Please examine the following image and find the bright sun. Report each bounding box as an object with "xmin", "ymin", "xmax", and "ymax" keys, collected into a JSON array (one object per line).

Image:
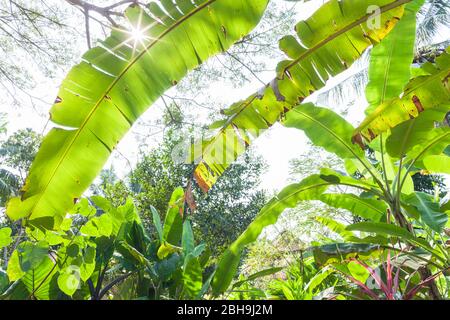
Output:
[{"xmin": 130, "ymin": 27, "xmax": 146, "ymax": 43}]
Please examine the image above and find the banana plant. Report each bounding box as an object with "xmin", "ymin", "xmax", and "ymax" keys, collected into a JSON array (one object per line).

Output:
[
  {"xmin": 6, "ymin": 0, "xmax": 269, "ymax": 230},
  {"xmin": 146, "ymin": 199, "xmax": 212, "ymax": 300},
  {"xmin": 193, "ymin": 0, "xmax": 415, "ymax": 192},
  {"xmin": 212, "ymin": 34, "xmax": 450, "ymax": 296},
  {"xmin": 354, "ymin": 49, "xmax": 450, "ymax": 143},
  {"xmin": 213, "ymin": 101, "xmax": 450, "ymax": 297}
]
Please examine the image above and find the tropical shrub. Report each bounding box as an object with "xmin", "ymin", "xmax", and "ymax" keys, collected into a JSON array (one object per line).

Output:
[{"xmin": 0, "ymin": 189, "xmax": 213, "ymax": 300}]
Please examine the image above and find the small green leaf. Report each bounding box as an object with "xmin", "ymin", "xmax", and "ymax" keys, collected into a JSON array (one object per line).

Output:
[
  {"xmin": 80, "ymin": 214, "xmax": 113, "ymax": 237},
  {"xmin": 347, "ymin": 261, "xmax": 370, "ymax": 284},
  {"xmin": 423, "ymin": 155, "xmax": 450, "ymax": 174},
  {"xmin": 0, "ymin": 228, "xmax": 12, "ymax": 248},
  {"xmin": 97, "ymin": 214, "xmax": 113, "ymax": 237},
  {"xmin": 7, "ymin": 250, "xmax": 25, "ymax": 281},
  {"xmin": 183, "ymin": 255, "xmax": 202, "ymax": 299},
  {"xmin": 163, "ymin": 187, "xmax": 184, "ymax": 245},
  {"xmin": 66, "ymin": 243, "xmax": 80, "ymax": 257},
  {"xmin": 71, "ymin": 198, "xmax": 96, "ymax": 217},
  {"xmin": 45, "ymin": 231, "xmax": 64, "ymax": 246},
  {"xmin": 157, "ymin": 242, "xmax": 181, "ymax": 260},
  {"xmin": 57, "ymin": 267, "xmax": 80, "ymax": 296},
  {"xmin": 60, "ymin": 218, "xmax": 72, "ymax": 231},
  {"xmin": 151, "ymin": 206, "xmax": 163, "ymax": 243},
  {"xmin": 79, "ymin": 247, "xmax": 96, "ymax": 282},
  {"xmin": 182, "ymin": 220, "xmax": 195, "ymax": 255},
  {"xmin": 17, "ymin": 241, "xmax": 49, "ymax": 272}
]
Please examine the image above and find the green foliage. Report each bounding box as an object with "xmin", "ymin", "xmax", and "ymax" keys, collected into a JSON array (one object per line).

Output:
[
  {"xmin": 194, "ymin": 0, "xmax": 409, "ymax": 191},
  {"xmin": 213, "ymin": 8, "xmax": 450, "ymax": 297},
  {"xmin": 354, "ymin": 48, "xmax": 450, "ymax": 143},
  {"xmin": 0, "ymin": 228, "xmax": 12, "ymax": 248},
  {"xmin": 0, "ymin": 129, "xmax": 41, "ymax": 206},
  {"xmin": 96, "ymin": 125, "xmax": 267, "ymax": 257},
  {"xmin": 365, "ymin": 0, "xmax": 424, "ymax": 113},
  {"xmin": 0, "ymin": 129, "xmax": 42, "ymax": 174},
  {"xmin": 7, "ymin": 0, "xmax": 269, "ymax": 230},
  {"xmin": 1, "ymin": 0, "xmax": 449, "ymax": 301},
  {"xmin": 0, "ymin": 190, "xmax": 216, "ymax": 300}
]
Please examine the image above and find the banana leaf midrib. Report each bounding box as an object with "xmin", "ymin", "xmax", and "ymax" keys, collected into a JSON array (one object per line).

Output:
[
  {"xmin": 290, "ymin": 108, "xmax": 362, "ymax": 161},
  {"xmin": 281, "ymin": 0, "xmax": 411, "ymax": 74},
  {"xmin": 380, "ymin": 41, "xmax": 396, "ymax": 103},
  {"xmin": 408, "ymin": 131, "xmax": 450, "ymax": 164},
  {"xmin": 257, "ymin": 181, "xmax": 375, "ymax": 221},
  {"xmin": 323, "ymin": 194, "xmax": 386, "ymax": 216},
  {"xmin": 26, "ymin": 0, "xmax": 218, "ymax": 205},
  {"xmin": 199, "ymin": 0, "xmax": 411, "ymax": 166}
]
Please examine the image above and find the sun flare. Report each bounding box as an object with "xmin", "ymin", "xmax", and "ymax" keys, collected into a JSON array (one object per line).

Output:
[{"xmin": 130, "ymin": 27, "xmax": 146, "ymax": 43}]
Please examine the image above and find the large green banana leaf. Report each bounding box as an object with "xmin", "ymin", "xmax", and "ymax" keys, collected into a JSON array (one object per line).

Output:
[
  {"xmin": 318, "ymin": 194, "xmax": 387, "ymax": 222},
  {"xmin": 211, "ymin": 167, "xmax": 382, "ymax": 294},
  {"xmin": 364, "ymin": 0, "xmax": 424, "ymax": 114},
  {"xmin": 346, "ymin": 222, "xmax": 444, "ymax": 260},
  {"xmin": 385, "ymin": 106, "xmax": 449, "ymax": 158},
  {"xmin": 283, "ymin": 103, "xmax": 365, "ymax": 160},
  {"xmin": 193, "ymin": 0, "xmax": 410, "ymax": 192},
  {"xmin": 353, "ymin": 47, "xmax": 450, "ymax": 143},
  {"xmin": 6, "ymin": 0, "xmax": 269, "ymax": 229}
]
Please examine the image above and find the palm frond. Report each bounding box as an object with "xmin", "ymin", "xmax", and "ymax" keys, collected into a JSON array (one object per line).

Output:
[
  {"xmin": 417, "ymin": 0, "xmax": 450, "ymax": 46},
  {"xmin": 0, "ymin": 169, "xmax": 19, "ymax": 205}
]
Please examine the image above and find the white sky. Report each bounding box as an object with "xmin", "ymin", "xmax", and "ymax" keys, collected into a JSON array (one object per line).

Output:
[{"xmin": 1, "ymin": 0, "xmax": 449, "ymax": 196}]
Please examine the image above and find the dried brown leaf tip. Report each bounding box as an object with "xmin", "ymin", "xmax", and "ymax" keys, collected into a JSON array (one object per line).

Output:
[
  {"xmin": 412, "ymin": 95, "xmax": 425, "ymax": 113},
  {"xmin": 194, "ymin": 170, "xmax": 210, "ymax": 193},
  {"xmin": 352, "ymin": 133, "xmax": 366, "ymax": 150},
  {"xmin": 185, "ymin": 180, "xmax": 197, "ymax": 212}
]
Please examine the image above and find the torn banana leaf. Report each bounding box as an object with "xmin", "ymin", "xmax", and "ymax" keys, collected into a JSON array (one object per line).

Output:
[
  {"xmin": 6, "ymin": 0, "xmax": 269, "ymax": 229},
  {"xmin": 364, "ymin": 0, "xmax": 424, "ymax": 113},
  {"xmin": 193, "ymin": 0, "xmax": 410, "ymax": 192},
  {"xmin": 353, "ymin": 47, "xmax": 450, "ymax": 143}
]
